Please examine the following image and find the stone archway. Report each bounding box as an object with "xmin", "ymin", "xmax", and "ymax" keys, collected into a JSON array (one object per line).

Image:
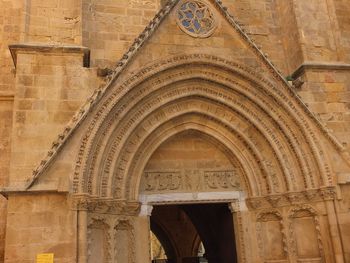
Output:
[
  {"xmin": 67, "ymin": 54, "xmax": 341, "ymax": 263},
  {"xmin": 74, "ymin": 54, "xmax": 336, "ymax": 198},
  {"xmin": 140, "ymin": 130, "xmax": 242, "ymax": 263}
]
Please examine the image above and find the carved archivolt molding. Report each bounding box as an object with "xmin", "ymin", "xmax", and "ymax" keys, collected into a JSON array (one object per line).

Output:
[
  {"xmin": 68, "ymin": 55, "xmax": 337, "ymax": 201},
  {"xmin": 26, "ymin": 0, "xmax": 344, "ymax": 193},
  {"xmin": 121, "ymin": 114, "xmax": 270, "ymax": 198}
]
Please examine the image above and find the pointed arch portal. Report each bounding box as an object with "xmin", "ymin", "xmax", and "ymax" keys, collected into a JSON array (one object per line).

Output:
[
  {"xmin": 68, "ymin": 54, "xmax": 343, "ymax": 263},
  {"xmin": 2, "ymin": 0, "xmax": 349, "ymax": 261},
  {"xmin": 74, "ymin": 54, "xmax": 336, "ymax": 199}
]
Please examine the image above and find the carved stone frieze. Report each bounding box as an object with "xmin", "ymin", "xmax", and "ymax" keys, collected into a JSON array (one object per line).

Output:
[
  {"xmin": 141, "ymin": 169, "xmax": 240, "ymax": 193},
  {"xmin": 71, "ymin": 196, "xmax": 140, "ymax": 215},
  {"xmin": 246, "ymin": 187, "xmax": 337, "ymax": 210}
]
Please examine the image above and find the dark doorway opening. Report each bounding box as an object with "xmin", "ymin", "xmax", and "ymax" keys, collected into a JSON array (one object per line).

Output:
[{"xmin": 150, "ymin": 203, "xmax": 237, "ymax": 263}]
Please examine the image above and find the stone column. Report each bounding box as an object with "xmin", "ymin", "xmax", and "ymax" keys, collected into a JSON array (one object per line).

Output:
[
  {"xmin": 78, "ymin": 209, "xmax": 88, "ymax": 263},
  {"xmin": 135, "ymin": 204, "xmax": 153, "ymax": 263},
  {"xmin": 325, "ymin": 200, "xmax": 345, "ymax": 263},
  {"xmin": 228, "ymin": 201, "xmax": 246, "ymax": 263}
]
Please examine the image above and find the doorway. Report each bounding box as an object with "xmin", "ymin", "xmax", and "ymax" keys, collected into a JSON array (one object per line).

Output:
[{"xmin": 150, "ymin": 203, "xmax": 238, "ymax": 263}]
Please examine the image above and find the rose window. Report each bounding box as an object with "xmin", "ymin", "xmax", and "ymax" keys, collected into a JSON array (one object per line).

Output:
[{"xmin": 176, "ymin": 0, "xmax": 216, "ymax": 37}]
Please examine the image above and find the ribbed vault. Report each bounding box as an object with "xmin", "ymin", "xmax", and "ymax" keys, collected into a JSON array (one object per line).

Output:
[{"xmin": 73, "ymin": 54, "xmax": 335, "ymax": 200}]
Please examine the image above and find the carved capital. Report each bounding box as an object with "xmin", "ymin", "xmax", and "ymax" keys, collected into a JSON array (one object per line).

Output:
[
  {"xmin": 228, "ymin": 201, "xmax": 240, "ymax": 213},
  {"xmin": 71, "ymin": 196, "xmax": 140, "ymax": 216},
  {"xmin": 319, "ymin": 186, "xmax": 336, "ymax": 201},
  {"xmin": 140, "ymin": 204, "xmax": 154, "ymax": 216}
]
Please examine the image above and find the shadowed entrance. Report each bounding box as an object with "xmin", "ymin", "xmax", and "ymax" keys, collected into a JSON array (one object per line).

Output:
[{"xmin": 151, "ymin": 203, "xmax": 237, "ymax": 263}]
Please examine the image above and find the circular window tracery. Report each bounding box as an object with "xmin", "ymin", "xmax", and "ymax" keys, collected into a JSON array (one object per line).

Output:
[{"xmin": 176, "ymin": 0, "xmax": 217, "ymax": 38}]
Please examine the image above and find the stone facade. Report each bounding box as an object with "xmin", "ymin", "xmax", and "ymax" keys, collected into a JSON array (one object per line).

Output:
[{"xmin": 0, "ymin": 0, "xmax": 349, "ymax": 262}]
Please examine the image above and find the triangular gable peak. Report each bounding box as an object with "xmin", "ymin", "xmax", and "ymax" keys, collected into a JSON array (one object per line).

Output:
[{"xmin": 17, "ymin": 0, "xmax": 346, "ymax": 191}]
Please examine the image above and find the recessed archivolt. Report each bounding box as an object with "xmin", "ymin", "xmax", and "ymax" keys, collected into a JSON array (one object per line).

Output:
[
  {"xmin": 99, "ymin": 93, "xmax": 281, "ymax": 188},
  {"xmin": 84, "ymin": 86, "xmax": 318, "ymax": 196},
  {"xmin": 91, "ymin": 94, "xmax": 283, "ymax": 197},
  {"xmin": 110, "ymin": 99, "xmax": 288, "ymax": 197},
  {"xmin": 73, "ymin": 55, "xmax": 334, "ymax": 199},
  {"xmin": 120, "ymin": 114, "xmax": 263, "ymax": 198}
]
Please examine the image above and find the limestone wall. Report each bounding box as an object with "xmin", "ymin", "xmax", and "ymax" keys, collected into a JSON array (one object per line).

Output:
[
  {"xmin": 222, "ymin": 0, "xmax": 289, "ymax": 74},
  {"xmin": 338, "ymin": 185, "xmax": 350, "ymax": 261},
  {"xmin": 9, "ymin": 47, "xmax": 102, "ymax": 186},
  {"xmin": 82, "ymin": 0, "xmax": 161, "ymax": 68},
  {"xmin": 292, "ymin": 0, "xmax": 340, "ymax": 63},
  {"xmin": 4, "ymin": 194, "xmax": 75, "ymax": 263},
  {"xmin": 0, "ymin": 100, "xmax": 12, "ymax": 262},
  {"xmin": 0, "ymin": 1, "xmax": 23, "ymax": 261},
  {"xmin": 23, "ymin": 0, "xmax": 82, "ymax": 44},
  {"xmin": 0, "ymin": 0, "xmax": 349, "ymax": 262},
  {"xmin": 275, "ymin": 0, "xmax": 303, "ymax": 73},
  {"xmin": 0, "ymin": 0, "xmax": 22, "ymax": 93},
  {"xmin": 334, "ymin": 0, "xmax": 350, "ymax": 63}
]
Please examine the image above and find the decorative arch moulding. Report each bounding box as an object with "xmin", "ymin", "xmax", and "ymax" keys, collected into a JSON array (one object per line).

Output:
[
  {"xmin": 23, "ymin": 0, "xmax": 346, "ymax": 191},
  {"xmin": 23, "ymin": 53, "xmax": 345, "ymax": 195}
]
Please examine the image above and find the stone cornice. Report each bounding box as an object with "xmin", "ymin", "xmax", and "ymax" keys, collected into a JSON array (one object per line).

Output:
[
  {"xmin": 9, "ymin": 43, "xmax": 91, "ymax": 68},
  {"xmin": 0, "ymin": 187, "xmax": 67, "ymax": 198},
  {"xmin": 292, "ymin": 61, "xmax": 350, "ymax": 79}
]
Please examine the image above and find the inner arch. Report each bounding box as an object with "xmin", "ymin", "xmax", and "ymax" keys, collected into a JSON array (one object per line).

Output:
[{"xmin": 140, "ymin": 130, "xmax": 244, "ymax": 194}]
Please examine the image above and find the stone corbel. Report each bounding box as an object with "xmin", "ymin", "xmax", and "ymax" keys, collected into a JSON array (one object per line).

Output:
[{"xmin": 292, "ymin": 77, "xmax": 304, "ymax": 89}]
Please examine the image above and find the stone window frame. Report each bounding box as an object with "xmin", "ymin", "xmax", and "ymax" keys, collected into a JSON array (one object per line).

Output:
[{"xmin": 175, "ymin": 0, "xmax": 218, "ymax": 38}]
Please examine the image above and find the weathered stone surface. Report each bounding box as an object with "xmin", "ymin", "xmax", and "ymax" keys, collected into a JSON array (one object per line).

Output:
[{"xmin": 0, "ymin": 0, "xmax": 349, "ymax": 262}]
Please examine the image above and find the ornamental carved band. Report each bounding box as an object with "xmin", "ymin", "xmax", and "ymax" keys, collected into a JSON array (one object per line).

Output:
[{"xmin": 141, "ymin": 169, "xmax": 240, "ymax": 193}]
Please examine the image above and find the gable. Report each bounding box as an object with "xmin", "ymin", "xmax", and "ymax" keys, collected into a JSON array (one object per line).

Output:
[{"xmin": 8, "ymin": 0, "xmax": 350, "ymax": 196}]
